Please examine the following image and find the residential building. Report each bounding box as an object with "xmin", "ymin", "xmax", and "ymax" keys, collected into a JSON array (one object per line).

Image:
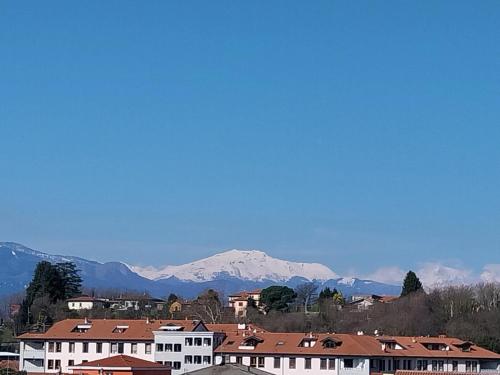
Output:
[
  {"xmin": 17, "ymin": 319, "xmax": 253, "ymax": 375},
  {"xmin": 67, "ymin": 296, "xmax": 106, "ymax": 310},
  {"xmin": 347, "ymin": 295, "xmax": 398, "ymax": 311},
  {"xmin": 228, "ymin": 290, "xmax": 262, "ymax": 317},
  {"xmin": 215, "ymin": 332, "xmax": 500, "ymax": 375}
]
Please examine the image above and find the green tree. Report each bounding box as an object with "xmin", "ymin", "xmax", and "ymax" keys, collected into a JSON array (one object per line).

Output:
[
  {"xmin": 56, "ymin": 262, "xmax": 82, "ymax": 299},
  {"xmin": 25, "ymin": 261, "xmax": 64, "ymax": 305},
  {"xmin": 401, "ymin": 270, "xmax": 423, "ymax": 297},
  {"xmin": 260, "ymin": 286, "xmax": 296, "ymax": 312}
]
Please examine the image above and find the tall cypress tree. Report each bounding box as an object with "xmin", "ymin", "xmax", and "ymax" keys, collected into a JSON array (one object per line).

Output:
[
  {"xmin": 401, "ymin": 270, "xmax": 423, "ymax": 297},
  {"xmin": 56, "ymin": 262, "xmax": 82, "ymax": 299}
]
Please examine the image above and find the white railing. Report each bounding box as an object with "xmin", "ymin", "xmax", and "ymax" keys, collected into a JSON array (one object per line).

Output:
[{"xmin": 22, "ymin": 350, "xmax": 45, "ymax": 359}]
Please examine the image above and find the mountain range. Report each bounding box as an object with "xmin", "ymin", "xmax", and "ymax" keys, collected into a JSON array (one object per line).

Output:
[{"xmin": 0, "ymin": 242, "xmax": 401, "ymax": 298}]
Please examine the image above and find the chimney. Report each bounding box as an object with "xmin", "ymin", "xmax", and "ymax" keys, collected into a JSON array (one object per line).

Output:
[
  {"xmin": 146, "ymin": 317, "xmax": 150, "ymax": 324},
  {"xmin": 84, "ymin": 317, "xmax": 89, "ymax": 324}
]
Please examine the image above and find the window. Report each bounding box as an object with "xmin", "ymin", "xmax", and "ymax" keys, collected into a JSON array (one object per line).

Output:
[
  {"xmin": 452, "ymin": 361, "xmax": 458, "ymax": 372},
  {"xmin": 145, "ymin": 343, "xmax": 152, "ymax": 354},
  {"xmin": 69, "ymin": 342, "xmax": 75, "ymax": 353},
  {"xmin": 328, "ymin": 359, "xmax": 335, "ymax": 370},
  {"xmin": 250, "ymin": 357, "xmax": 257, "ymax": 368},
  {"xmin": 417, "ymin": 360, "xmax": 428, "ymax": 371},
  {"xmin": 48, "ymin": 342, "xmax": 55, "ymax": 352},
  {"xmin": 438, "ymin": 361, "xmax": 444, "ymax": 371},
  {"xmin": 68, "ymin": 360, "xmax": 74, "ymax": 367},
  {"xmin": 258, "ymin": 357, "xmax": 265, "ymax": 368},
  {"xmin": 82, "ymin": 360, "xmax": 88, "ymax": 364},
  {"xmin": 165, "ymin": 344, "xmax": 173, "ymax": 352},
  {"xmin": 305, "ymin": 358, "xmax": 312, "ymax": 369},
  {"xmin": 165, "ymin": 361, "xmax": 172, "ymax": 367},
  {"xmin": 203, "ymin": 356, "xmax": 211, "ymax": 365},
  {"xmin": 185, "ymin": 356, "xmax": 193, "ymax": 364},
  {"xmin": 82, "ymin": 342, "xmax": 89, "ymax": 353},
  {"xmin": 274, "ymin": 357, "xmax": 281, "ymax": 369},
  {"xmin": 394, "ymin": 360, "xmax": 400, "ymax": 370},
  {"xmin": 289, "ymin": 357, "xmax": 296, "ymax": 369},
  {"xmin": 185, "ymin": 338, "xmax": 193, "ymax": 346},
  {"xmin": 466, "ymin": 361, "xmax": 478, "ymax": 372},
  {"xmin": 344, "ymin": 359, "xmax": 354, "ymax": 368},
  {"xmin": 174, "ymin": 344, "xmax": 181, "ymax": 352},
  {"xmin": 194, "ymin": 356, "xmax": 202, "ymax": 365},
  {"xmin": 55, "ymin": 342, "xmax": 62, "ymax": 352},
  {"xmin": 321, "ymin": 358, "xmax": 328, "ymax": 370},
  {"xmin": 48, "ymin": 360, "xmax": 54, "ymax": 370},
  {"xmin": 96, "ymin": 343, "xmax": 102, "ymax": 353},
  {"xmin": 131, "ymin": 343, "xmax": 138, "ymax": 354},
  {"xmin": 203, "ymin": 338, "xmax": 212, "ymax": 346},
  {"xmin": 173, "ymin": 362, "xmax": 181, "ymax": 370},
  {"xmin": 111, "ymin": 343, "xmax": 118, "ymax": 353},
  {"xmin": 194, "ymin": 338, "xmax": 202, "ymax": 346},
  {"xmin": 55, "ymin": 360, "xmax": 61, "ymax": 370},
  {"xmin": 118, "ymin": 342, "xmax": 124, "ymax": 354},
  {"xmin": 156, "ymin": 343, "xmax": 164, "ymax": 352},
  {"xmin": 432, "ymin": 361, "xmax": 438, "ymax": 371},
  {"xmin": 236, "ymin": 357, "xmax": 242, "ymax": 365}
]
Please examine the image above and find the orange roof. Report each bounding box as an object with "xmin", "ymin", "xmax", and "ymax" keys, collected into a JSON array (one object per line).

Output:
[
  {"xmin": 19, "ymin": 319, "xmax": 219, "ymax": 341},
  {"xmin": 70, "ymin": 355, "xmax": 167, "ymax": 369},
  {"xmin": 17, "ymin": 319, "xmax": 251, "ymax": 341},
  {"xmin": 67, "ymin": 296, "xmax": 103, "ymax": 302},
  {"xmin": 215, "ymin": 332, "xmax": 500, "ymax": 359},
  {"xmin": 396, "ymin": 371, "xmax": 481, "ymax": 375}
]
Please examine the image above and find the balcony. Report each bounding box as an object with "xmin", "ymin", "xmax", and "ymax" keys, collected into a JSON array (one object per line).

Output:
[{"xmin": 23, "ymin": 350, "xmax": 45, "ymax": 359}]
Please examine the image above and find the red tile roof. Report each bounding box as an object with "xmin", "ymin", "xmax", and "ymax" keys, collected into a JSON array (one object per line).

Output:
[
  {"xmin": 70, "ymin": 355, "xmax": 167, "ymax": 369},
  {"xmin": 17, "ymin": 319, "xmax": 252, "ymax": 341},
  {"xmin": 215, "ymin": 332, "xmax": 500, "ymax": 359}
]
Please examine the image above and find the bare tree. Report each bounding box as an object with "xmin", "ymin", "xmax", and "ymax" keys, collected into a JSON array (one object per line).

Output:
[
  {"xmin": 191, "ymin": 289, "xmax": 224, "ymax": 324},
  {"xmin": 295, "ymin": 282, "xmax": 318, "ymax": 314}
]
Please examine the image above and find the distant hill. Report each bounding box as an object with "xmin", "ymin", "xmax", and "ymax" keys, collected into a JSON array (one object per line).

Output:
[{"xmin": 0, "ymin": 242, "xmax": 401, "ymax": 298}]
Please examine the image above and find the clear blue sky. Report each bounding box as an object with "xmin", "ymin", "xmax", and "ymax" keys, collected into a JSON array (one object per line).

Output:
[{"xmin": 1, "ymin": 1, "xmax": 499, "ymax": 282}]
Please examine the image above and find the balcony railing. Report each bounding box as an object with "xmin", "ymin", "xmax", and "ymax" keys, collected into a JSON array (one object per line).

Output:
[{"xmin": 23, "ymin": 350, "xmax": 45, "ymax": 359}]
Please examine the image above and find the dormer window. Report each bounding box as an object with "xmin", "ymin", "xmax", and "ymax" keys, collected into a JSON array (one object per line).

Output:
[
  {"xmin": 300, "ymin": 338, "xmax": 318, "ymax": 348},
  {"xmin": 72, "ymin": 324, "xmax": 92, "ymax": 333},
  {"xmin": 322, "ymin": 337, "xmax": 342, "ymax": 349},
  {"xmin": 378, "ymin": 338, "xmax": 404, "ymax": 350},
  {"xmin": 239, "ymin": 335, "xmax": 264, "ymax": 349},
  {"xmin": 112, "ymin": 325, "xmax": 129, "ymax": 333},
  {"xmin": 453, "ymin": 341, "xmax": 473, "ymax": 352},
  {"xmin": 423, "ymin": 343, "xmax": 449, "ymax": 351}
]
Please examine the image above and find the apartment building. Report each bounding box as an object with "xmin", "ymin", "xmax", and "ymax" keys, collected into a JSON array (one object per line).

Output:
[
  {"xmin": 215, "ymin": 331, "xmax": 500, "ymax": 375},
  {"xmin": 228, "ymin": 290, "xmax": 262, "ymax": 318},
  {"xmin": 17, "ymin": 319, "xmax": 252, "ymax": 375},
  {"xmin": 18, "ymin": 318, "xmax": 500, "ymax": 375}
]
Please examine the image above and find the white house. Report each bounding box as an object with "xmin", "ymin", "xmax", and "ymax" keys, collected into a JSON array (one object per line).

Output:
[
  {"xmin": 228, "ymin": 290, "xmax": 262, "ymax": 318},
  {"xmin": 67, "ymin": 296, "xmax": 106, "ymax": 310}
]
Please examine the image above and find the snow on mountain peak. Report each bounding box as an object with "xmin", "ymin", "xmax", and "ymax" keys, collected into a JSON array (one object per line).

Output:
[{"xmin": 130, "ymin": 249, "xmax": 338, "ymax": 283}]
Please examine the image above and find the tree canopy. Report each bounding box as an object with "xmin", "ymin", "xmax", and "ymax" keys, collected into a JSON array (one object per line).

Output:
[
  {"xmin": 260, "ymin": 285, "xmax": 296, "ymax": 312},
  {"xmin": 401, "ymin": 270, "xmax": 423, "ymax": 297}
]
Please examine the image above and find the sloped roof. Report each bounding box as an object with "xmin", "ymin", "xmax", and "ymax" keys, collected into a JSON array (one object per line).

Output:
[
  {"xmin": 216, "ymin": 333, "xmax": 500, "ymax": 359},
  {"xmin": 184, "ymin": 364, "xmax": 272, "ymax": 375},
  {"xmin": 70, "ymin": 355, "xmax": 167, "ymax": 369}
]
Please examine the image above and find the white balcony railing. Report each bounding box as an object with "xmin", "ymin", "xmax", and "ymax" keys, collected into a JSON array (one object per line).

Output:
[{"xmin": 23, "ymin": 350, "xmax": 45, "ymax": 359}]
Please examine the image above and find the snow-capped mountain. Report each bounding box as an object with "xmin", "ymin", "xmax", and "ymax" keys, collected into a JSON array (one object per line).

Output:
[
  {"xmin": 0, "ymin": 242, "xmax": 401, "ymax": 298},
  {"xmin": 130, "ymin": 249, "xmax": 338, "ymax": 282}
]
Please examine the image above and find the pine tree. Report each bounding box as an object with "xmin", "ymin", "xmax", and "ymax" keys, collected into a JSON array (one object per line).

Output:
[
  {"xmin": 56, "ymin": 262, "xmax": 82, "ymax": 299},
  {"xmin": 401, "ymin": 270, "xmax": 423, "ymax": 297},
  {"xmin": 25, "ymin": 261, "xmax": 65, "ymax": 305}
]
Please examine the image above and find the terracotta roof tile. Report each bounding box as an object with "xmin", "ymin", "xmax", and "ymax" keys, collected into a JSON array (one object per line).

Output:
[{"xmin": 71, "ymin": 355, "xmax": 167, "ymax": 369}]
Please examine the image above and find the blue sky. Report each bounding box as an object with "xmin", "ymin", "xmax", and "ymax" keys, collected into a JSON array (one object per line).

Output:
[{"xmin": 1, "ymin": 1, "xmax": 499, "ymax": 284}]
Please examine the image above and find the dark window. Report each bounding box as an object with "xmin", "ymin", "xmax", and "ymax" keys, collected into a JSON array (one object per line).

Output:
[
  {"xmin": 250, "ymin": 357, "xmax": 257, "ymax": 367},
  {"xmin": 453, "ymin": 361, "xmax": 458, "ymax": 372},
  {"xmin": 55, "ymin": 360, "xmax": 61, "ymax": 370},
  {"xmin": 289, "ymin": 357, "xmax": 296, "ymax": 369},
  {"xmin": 82, "ymin": 342, "xmax": 89, "ymax": 353},
  {"xmin": 156, "ymin": 343, "xmax": 164, "ymax": 352},
  {"xmin": 236, "ymin": 357, "xmax": 242, "ymax": 364},
  {"xmin": 96, "ymin": 343, "xmax": 102, "ymax": 353},
  {"xmin": 48, "ymin": 360, "xmax": 54, "ymax": 370},
  {"xmin": 165, "ymin": 344, "xmax": 173, "ymax": 352},
  {"xmin": 194, "ymin": 338, "xmax": 203, "ymax": 346},
  {"xmin": 203, "ymin": 356, "xmax": 211, "ymax": 365},
  {"xmin": 344, "ymin": 359, "xmax": 354, "ymax": 368},
  {"xmin": 68, "ymin": 360, "xmax": 74, "ymax": 367},
  {"xmin": 55, "ymin": 342, "xmax": 62, "ymax": 352},
  {"xmin": 145, "ymin": 343, "xmax": 151, "ymax": 354},
  {"xmin": 173, "ymin": 362, "xmax": 181, "ymax": 370},
  {"xmin": 321, "ymin": 358, "xmax": 327, "ymax": 370},
  {"xmin": 305, "ymin": 358, "xmax": 312, "ymax": 369},
  {"xmin": 185, "ymin": 356, "xmax": 192, "ymax": 364},
  {"xmin": 174, "ymin": 344, "xmax": 182, "ymax": 352},
  {"xmin": 274, "ymin": 357, "xmax": 281, "ymax": 369},
  {"xmin": 118, "ymin": 342, "xmax": 124, "ymax": 354}
]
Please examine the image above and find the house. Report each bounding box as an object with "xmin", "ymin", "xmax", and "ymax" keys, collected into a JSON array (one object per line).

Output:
[
  {"xmin": 67, "ymin": 296, "xmax": 106, "ymax": 310},
  {"xmin": 228, "ymin": 290, "xmax": 262, "ymax": 318},
  {"xmin": 68, "ymin": 355, "xmax": 170, "ymax": 375},
  {"xmin": 168, "ymin": 300, "xmax": 193, "ymax": 318},
  {"xmin": 347, "ymin": 295, "xmax": 398, "ymax": 311},
  {"xmin": 110, "ymin": 298, "xmax": 167, "ymax": 311}
]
